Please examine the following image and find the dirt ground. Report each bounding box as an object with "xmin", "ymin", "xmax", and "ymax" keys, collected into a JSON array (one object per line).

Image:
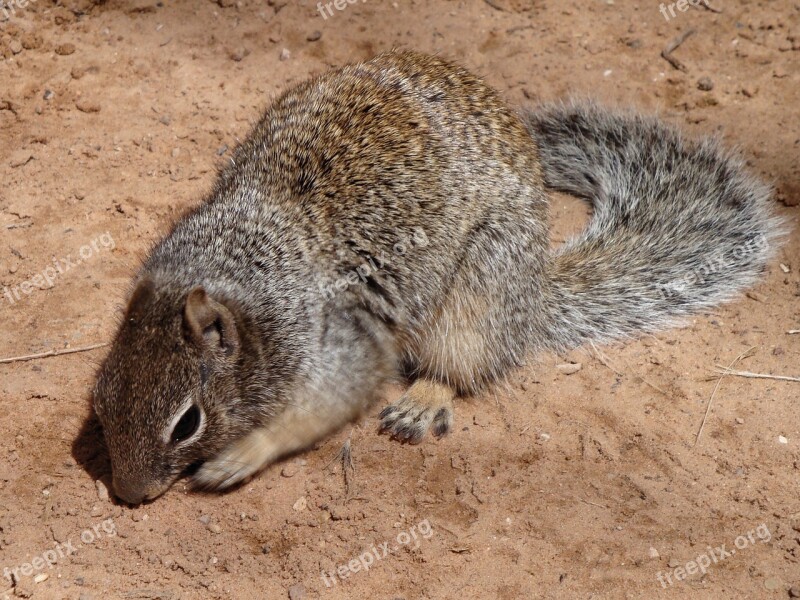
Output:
[{"xmin": 0, "ymin": 0, "xmax": 798, "ymax": 598}]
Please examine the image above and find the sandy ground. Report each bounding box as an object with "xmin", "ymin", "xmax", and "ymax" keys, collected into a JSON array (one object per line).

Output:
[{"xmin": 0, "ymin": 0, "xmax": 798, "ymax": 598}]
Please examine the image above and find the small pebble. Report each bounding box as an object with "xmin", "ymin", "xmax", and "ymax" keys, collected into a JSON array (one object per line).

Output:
[
  {"xmin": 556, "ymin": 363, "xmax": 582, "ymax": 375},
  {"xmin": 207, "ymin": 522, "xmax": 222, "ymax": 534},
  {"xmin": 95, "ymin": 479, "xmax": 110, "ymax": 501},
  {"xmin": 55, "ymin": 43, "xmax": 76, "ymax": 56},
  {"xmin": 288, "ymin": 583, "xmax": 306, "ymax": 600},
  {"xmin": 735, "ymin": 417, "xmax": 744, "ymax": 425},
  {"xmin": 43, "ymin": 89, "xmax": 55, "ymax": 101},
  {"xmin": 778, "ymin": 436, "xmax": 788, "ymax": 445},
  {"xmin": 9, "ymin": 150, "xmax": 33, "ymax": 168},
  {"xmin": 668, "ymin": 558, "xmax": 681, "ymax": 568},
  {"xmin": 763, "ymin": 577, "xmax": 782, "ymax": 591},
  {"xmin": 33, "ymin": 573, "xmax": 48, "ymax": 583},
  {"xmin": 198, "ymin": 514, "xmax": 211, "ymax": 525},
  {"xmin": 9, "ymin": 40, "xmax": 23, "ymax": 54},
  {"xmin": 292, "ymin": 496, "xmax": 308, "ymax": 512},
  {"xmin": 697, "ymin": 77, "xmax": 714, "ymax": 91},
  {"xmin": 780, "ymin": 263, "xmax": 790, "ymax": 273},
  {"xmin": 76, "ymin": 99, "xmax": 101, "ymax": 113},
  {"xmin": 307, "ymin": 31, "xmax": 322, "ymax": 42},
  {"xmin": 649, "ymin": 547, "xmax": 660, "ymax": 558},
  {"xmin": 788, "ymin": 586, "xmax": 800, "ymax": 598},
  {"xmin": 281, "ymin": 464, "xmax": 298, "ymax": 478},
  {"xmin": 280, "ymin": 48, "xmax": 291, "ymax": 61},
  {"xmin": 229, "ymin": 47, "xmax": 248, "ymax": 62}
]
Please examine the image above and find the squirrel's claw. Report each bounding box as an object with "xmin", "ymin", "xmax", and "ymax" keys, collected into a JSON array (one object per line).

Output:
[{"xmin": 379, "ymin": 379, "xmax": 454, "ymax": 444}]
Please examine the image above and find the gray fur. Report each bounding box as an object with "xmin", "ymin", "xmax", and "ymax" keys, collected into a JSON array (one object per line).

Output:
[{"xmin": 93, "ymin": 52, "xmax": 784, "ymax": 504}]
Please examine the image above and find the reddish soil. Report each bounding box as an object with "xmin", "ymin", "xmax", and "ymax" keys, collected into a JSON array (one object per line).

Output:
[{"xmin": 1, "ymin": 1, "xmax": 798, "ymax": 599}]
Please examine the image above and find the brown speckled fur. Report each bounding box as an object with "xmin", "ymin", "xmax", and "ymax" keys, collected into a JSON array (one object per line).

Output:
[{"xmin": 92, "ymin": 51, "xmax": 783, "ymax": 504}]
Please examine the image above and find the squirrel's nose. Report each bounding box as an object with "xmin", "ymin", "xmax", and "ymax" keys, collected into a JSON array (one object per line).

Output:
[{"xmin": 112, "ymin": 478, "xmax": 147, "ymax": 505}]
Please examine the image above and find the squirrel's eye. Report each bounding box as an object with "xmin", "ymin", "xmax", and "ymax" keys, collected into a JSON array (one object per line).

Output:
[{"xmin": 171, "ymin": 405, "xmax": 201, "ymax": 444}]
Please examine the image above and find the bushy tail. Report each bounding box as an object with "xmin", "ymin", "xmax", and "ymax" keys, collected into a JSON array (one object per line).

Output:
[{"xmin": 522, "ymin": 102, "xmax": 786, "ymax": 351}]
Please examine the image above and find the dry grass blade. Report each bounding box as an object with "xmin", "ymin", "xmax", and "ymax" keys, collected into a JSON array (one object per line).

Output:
[
  {"xmin": 694, "ymin": 346, "xmax": 756, "ymax": 447},
  {"xmin": 712, "ymin": 367, "xmax": 800, "ymax": 383}
]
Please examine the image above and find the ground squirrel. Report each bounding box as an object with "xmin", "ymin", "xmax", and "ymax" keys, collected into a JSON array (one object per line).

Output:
[{"xmin": 92, "ymin": 51, "xmax": 784, "ymax": 504}]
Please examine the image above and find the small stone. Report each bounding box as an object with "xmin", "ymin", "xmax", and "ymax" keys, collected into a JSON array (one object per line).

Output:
[
  {"xmin": 281, "ymin": 464, "xmax": 298, "ymax": 478},
  {"xmin": 198, "ymin": 514, "xmax": 211, "ymax": 525},
  {"xmin": 668, "ymin": 557, "xmax": 681, "ymax": 568},
  {"xmin": 288, "ymin": 583, "xmax": 306, "ymax": 600},
  {"xmin": 764, "ymin": 577, "xmax": 782, "ymax": 591},
  {"xmin": 21, "ymin": 33, "xmax": 43, "ymax": 50},
  {"xmin": 292, "ymin": 496, "xmax": 307, "ymax": 512},
  {"xmin": 746, "ymin": 290, "xmax": 767, "ymax": 302},
  {"xmin": 742, "ymin": 85, "xmax": 758, "ymax": 98},
  {"xmin": 159, "ymin": 114, "xmax": 171, "ymax": 125},
  {"xmin": 261, "ymin": 543, "xmax": 271, "ymax": 554},
  {"xmin": 95, "ymin": 479, "xmax": 109, "ymax": 501},
  {"xmin": 9, "ymin": 150, "xmax": 33, "ymax": 168},
  {"xmin": 735, "ymin": 417, "xmax": 744, "ymax": 425},
  {"xmin": 556, "ymin": 363, "xmax": 582, "ymax": 375},
  {"xmin": 76, "ymin": 99, "xmax": 101, "ymax": 113},
  {"xmin": 9, "ymin": 40, "xmax": 23, "ymax": 55},
  {"xmin": 307, "ymin": 31, "xmax": 322, "ymax": 42},
  {"xmin": 788, "ymin": 586, "xmax": 800, "ymax": 598},
  {"xmin": 33, "ymin": 573, "xmax": 48, "ymax": 584},
  {"xmin": 697, "ymin": 77, "xmax": 714, "ymax": 91},
  {"xmin": 648, "ymin": 547, "xmax": 660, "ymax": 558},
  {"xmin": 55, "ymin": 43, "xmax": 76, "ymax": 56},
  {"xmin": 778, "ymin": 436, "xmax": 789, "ymax": 444},
  {"xmin": 229, "ymin": 46, "xmax": 248, "ymax": 62},
  {"xmin": 43, "ymin": 89, "xmax": 55, "ymax": 101},
  {"xmin": 207, "ymin": 522, "xmax": 222, "ymax": 534},
  {"xmin": 780, "ymin": 263, "xmax": 790, "ymax": 273},
  {"xmin": 280, "ymin": 48, "xmax": 291, "ymax": 61},
  {"xmin": 538, "ymin": 433, "xmax": 551, "ymax": 442}
]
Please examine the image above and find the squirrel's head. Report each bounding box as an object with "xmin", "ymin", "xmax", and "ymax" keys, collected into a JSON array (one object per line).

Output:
[{"xmin": 93, "ymin": 279, "xmax": 250, "ymax": 504}]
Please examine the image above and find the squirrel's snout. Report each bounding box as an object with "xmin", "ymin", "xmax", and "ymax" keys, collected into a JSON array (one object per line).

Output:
[{"xmin": 112, "ymin": 477, "xmax": 167, "ymax": 505}]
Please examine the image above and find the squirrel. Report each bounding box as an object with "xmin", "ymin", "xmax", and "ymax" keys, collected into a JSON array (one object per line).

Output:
[{"xmin": 92, "ymin": 50, "xmax": 784, "ymax": 504}]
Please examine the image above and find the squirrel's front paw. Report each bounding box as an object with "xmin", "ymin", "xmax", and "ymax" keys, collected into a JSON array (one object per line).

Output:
[
  {"xmin": 379, "ymin": 379, "xmax": 454, "ymax": 443},
  {"xmin": 193, "ymin": 429, "xmax": 273, "ymax": 490}
]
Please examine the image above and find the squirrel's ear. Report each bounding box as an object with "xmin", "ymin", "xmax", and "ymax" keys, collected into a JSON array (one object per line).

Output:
[
  {"xmin": 126, "ymin": 278, "xmax": 155, "ymax": 323},
  {"xmin": 183, "ymin": 287, "xmax": 239, "ymax": 356}
]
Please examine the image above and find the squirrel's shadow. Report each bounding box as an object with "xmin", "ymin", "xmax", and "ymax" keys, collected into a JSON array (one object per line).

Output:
[{"xmin": 71, "ymin": 406, "xmax": 113, "ymax": 493}]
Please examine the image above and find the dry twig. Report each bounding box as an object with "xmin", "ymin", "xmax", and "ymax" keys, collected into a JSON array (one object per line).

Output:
[
  {"xmin": 662, "ymin": 29, "xmax": 696, "ymax": 72},
  {"xmin": 0, "ymin": 342, "xmax": 108, "ymax": 365}
]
